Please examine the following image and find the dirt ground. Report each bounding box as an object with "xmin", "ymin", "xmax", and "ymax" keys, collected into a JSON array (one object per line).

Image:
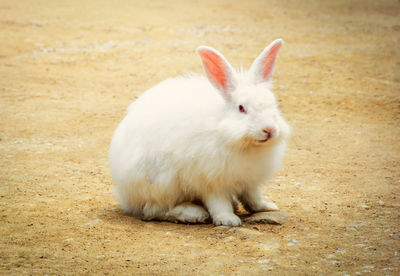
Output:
[{"xmin": 1, "ymin": 0, "xmax": 399, "ymax": 275}]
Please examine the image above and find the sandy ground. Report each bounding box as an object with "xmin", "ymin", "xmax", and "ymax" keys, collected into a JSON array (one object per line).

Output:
[{"xmin": 1, "ymin": 0, "xmax": 400, "ymax": 275}]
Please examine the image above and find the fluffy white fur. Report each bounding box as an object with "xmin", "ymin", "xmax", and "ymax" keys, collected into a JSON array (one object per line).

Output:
[{"xmin": 109, "ymin": 39, "xmax": 291, "ymax": 226}]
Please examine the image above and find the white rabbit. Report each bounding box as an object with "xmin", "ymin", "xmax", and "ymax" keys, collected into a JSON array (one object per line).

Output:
[{"xmin": 109, "ymin": 39, "xmax": 290, "ymax": 226}]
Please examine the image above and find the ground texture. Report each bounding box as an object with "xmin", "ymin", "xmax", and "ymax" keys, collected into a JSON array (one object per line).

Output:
[{"xmin": 1, "ymin": 0, "xmax": 399, "ymax": 275}]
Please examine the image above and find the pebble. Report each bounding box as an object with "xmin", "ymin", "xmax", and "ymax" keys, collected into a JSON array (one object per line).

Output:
[
  {"xmin": 81, "ymin": 219, "xmax": 101, "ymax": 227},
  {"xmin": 258, "ymin": 241, "xmax": 280, "ymax": 250},
  {"xmin": 354, "ymin": 243, "xmax": 366, "ymax": 247},
  {"xmin": 257, "ymin": 259, "xmax": 270, "ymax": 264},
  {"xmin": 244, "ymin": 211, "xmax": 289, "ymax": 225},
  {"xmin": 214, "ymin": 226, "xmax": 230, "ymax": 231},
  {"xmin": 228, "ymin": 227, "xmax": 263, "ymax": 236},
  {"xmin": 360, "ymin": 203, "xmax": 370, "ymax": 209}
]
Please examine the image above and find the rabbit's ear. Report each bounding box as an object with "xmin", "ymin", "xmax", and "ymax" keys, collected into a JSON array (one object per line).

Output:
[
  {"xmin": 250, "ymin": 39, "xmax": 283, "ymax": 83},
  {"xmin": 197, "ymin": 46, "xmax": 236, "ymax": 100}
]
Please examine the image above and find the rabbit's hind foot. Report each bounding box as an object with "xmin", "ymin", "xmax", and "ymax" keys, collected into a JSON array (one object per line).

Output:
[{"xmin": 165, "ymin": 202, "xmax": 210, "ymax": 224}]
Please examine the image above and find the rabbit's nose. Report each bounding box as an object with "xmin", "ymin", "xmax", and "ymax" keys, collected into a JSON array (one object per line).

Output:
[
  {"xmin": 262, "ymin": 127, "xmax": 276, "ymax": 139},
  {"xmin": 262, "ymin": 127, "xmax": 275, "ymax": 135}
]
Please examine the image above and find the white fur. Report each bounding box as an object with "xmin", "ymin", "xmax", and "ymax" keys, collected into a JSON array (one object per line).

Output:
[{"xmin": 109, "ymin": 39, "xmax": 290, "ymax": 226}]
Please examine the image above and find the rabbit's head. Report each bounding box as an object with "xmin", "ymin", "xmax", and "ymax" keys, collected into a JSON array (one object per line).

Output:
[{"xmin": 197, "ymin": 39, "xmax": 289, "ymax": 149}]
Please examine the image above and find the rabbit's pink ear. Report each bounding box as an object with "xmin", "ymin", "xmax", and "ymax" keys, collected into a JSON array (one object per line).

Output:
[
  {"xmin": 250, "ymin": 39, "xmax": 283, "ymax": 83},
  {"xmin": 197, "ymin": 46, "xmax": 236, "ymax": 99}
]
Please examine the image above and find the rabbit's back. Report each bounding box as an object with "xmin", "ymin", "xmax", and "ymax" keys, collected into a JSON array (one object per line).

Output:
[
  {"xmin": 109, "ymin": 75, "xmax": 229, "ymax": 210},
  {"xmin": 130, "ymin": 75, "xmax": 224, "ymax": 120}
]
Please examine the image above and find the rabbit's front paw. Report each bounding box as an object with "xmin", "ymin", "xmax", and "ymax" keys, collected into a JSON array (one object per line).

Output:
[
  {"xmin": 263, "ymin": 201, "xmax": 279, "ymax": 211},
  {"xmin": 213, "ymin": 213, "xmax": 242, "ymax": 226},
  {"xmin": 244, "ymin": 197, "xmax": 280, "ymax": 212},
  {"xmin": 251, "ymin": 201, "xmax": 279, "ymax": 212}
]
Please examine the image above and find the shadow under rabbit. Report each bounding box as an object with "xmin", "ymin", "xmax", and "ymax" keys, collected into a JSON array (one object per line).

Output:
[{"xmin": 97, "ymin": 202, "xmax": 289, "ymax": 226}]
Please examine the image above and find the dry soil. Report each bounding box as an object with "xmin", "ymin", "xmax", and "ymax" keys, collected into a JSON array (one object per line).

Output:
[{"xmin": 1, "ymin": 0, "xmax": 399, "ymax": 275}]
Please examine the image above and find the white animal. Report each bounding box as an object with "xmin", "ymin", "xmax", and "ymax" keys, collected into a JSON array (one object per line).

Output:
[{"xmin": 109, "ymin": 39, "xmax": 290, "ymax": 226}]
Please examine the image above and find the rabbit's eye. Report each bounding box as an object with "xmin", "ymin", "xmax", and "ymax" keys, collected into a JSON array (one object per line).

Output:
[{"xmin": 238, "ymin": 105, "xmax": 247, "ymax": 114}]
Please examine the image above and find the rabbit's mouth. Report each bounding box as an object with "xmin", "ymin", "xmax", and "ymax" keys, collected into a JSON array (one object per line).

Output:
[
  {"xmin": 257, "ymin": 132, "xmax": 272, "ymax": 143},
  {"xmin": 257, "ymin": 137, "xmax": 270, "ymax": 143},
  {"xmin": 240, "ymin": 133, "xmax": 274, "ymax": 149}
]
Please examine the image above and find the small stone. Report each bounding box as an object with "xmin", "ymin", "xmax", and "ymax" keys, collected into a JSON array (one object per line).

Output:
[
  {"xmin": 354, "ymin": 244, "xmax": 366, "ymax": 247},
  {"xmin": 258, "ymin": 240, "xmax": 280, "ymax": 250},
  {"xmin": 81, "ymin": 219, "xmax": 101, "ymax": 227},
  {"xmin": 244, "ymin": 211, "xmax": 289, "ymax": 225},
  {"xmin": 360, "ymin": 204, "xmax": 370, "ymax": 209},
  {"xmin": 229, "ymin": 227, "xmax": 263, "ymax": 236},
  {"xmin": 257, "ymin": 259, "xmax": 270, "ymax": 264},
  {"xmin": 214, "ymin": 225, "xmax": 230, "ymax": 231}
]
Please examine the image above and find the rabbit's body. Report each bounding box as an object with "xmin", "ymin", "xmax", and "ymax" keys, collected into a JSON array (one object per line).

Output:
[{"xmin": 110, "ymin": 40, "xmax": 290, "ymax": 226}]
